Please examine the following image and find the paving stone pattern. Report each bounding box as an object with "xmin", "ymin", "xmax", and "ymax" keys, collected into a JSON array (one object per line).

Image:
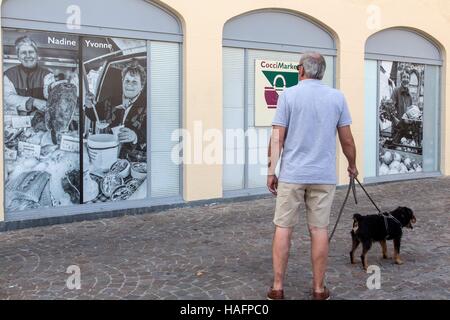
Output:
[{"xmin": 0, "ymin": 177, "xmax": 449, "ymax": 300}]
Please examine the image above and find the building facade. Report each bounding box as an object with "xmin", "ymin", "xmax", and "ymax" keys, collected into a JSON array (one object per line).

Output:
[{"xmin": 0, "ymin": 0, "xmax": 449, "ymax": 225}]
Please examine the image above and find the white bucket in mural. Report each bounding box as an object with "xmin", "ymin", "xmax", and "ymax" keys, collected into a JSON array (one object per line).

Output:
[{"xmin": 87, "ymin": 134, "xmax": 119, "ymax": 172}]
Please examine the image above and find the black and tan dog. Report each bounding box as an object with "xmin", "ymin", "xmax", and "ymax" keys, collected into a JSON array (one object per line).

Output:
[{"xmin": 350, "ymin": 207, "xmax": 416, "ymax": 270}]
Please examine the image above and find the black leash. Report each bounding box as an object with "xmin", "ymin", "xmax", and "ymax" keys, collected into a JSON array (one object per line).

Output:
[
  {"xmin": 354, "ymin": 177, "xmax": 381, "ymax": 213},
  {"xmin": 328, "ymin": 176, "xmax": 403, "ymax": 242},
  {"xmin": 329, "ymin": 177, "xmax": 383, "ymax": 243},
  {"xmin": 328, "ymin": 177, "xmax": 357, "ymax": 243},
  {"xmin": 354, "ymin": 177, "xmax": 402, "ymax": 233}
]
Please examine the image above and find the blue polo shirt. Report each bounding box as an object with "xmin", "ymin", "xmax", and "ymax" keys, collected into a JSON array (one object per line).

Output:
[{"xmin": 272, "ymin": 79, "xmax": 352, "ymax": 185}]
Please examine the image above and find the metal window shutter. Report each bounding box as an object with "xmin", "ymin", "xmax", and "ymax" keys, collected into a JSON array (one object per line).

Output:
[
  {"xmin": 223, "ymin": 47, "xmax": 245, "ymax": 191},
  {"xmin": 150, "ymin": 41, "xmax": 181, "ymax": 197}
]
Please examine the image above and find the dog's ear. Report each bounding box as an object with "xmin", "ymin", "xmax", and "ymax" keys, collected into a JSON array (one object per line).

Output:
[
  {"xmin": 405, "ymin": 207, "xmax": 416, "ymax": 222},
  {"xmin": 393, "ymin": 206, "xmax": 405, "ymax": 216},
  {"xmin": 403, "ymin": 207, "xmax": 416, "ymax": 227},
  {"xmin": 399, "ymin": 207, "xmax": 417, "ymax": 225},
  {"xmin": 394, "ymin": 207, "xmax": 408, "ymax": 221},
  {"xmin": 402, "ymin": 207, "xmax": 413, "ymax": 217}
]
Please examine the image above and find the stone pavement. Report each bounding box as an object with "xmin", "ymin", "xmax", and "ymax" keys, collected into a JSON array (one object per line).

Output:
[{"xmin": 0, "ymin": 177, "xmax": 449, "ymax": 300}]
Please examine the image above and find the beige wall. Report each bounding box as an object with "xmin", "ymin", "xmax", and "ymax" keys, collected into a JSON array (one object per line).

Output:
[
  {"xmin": 0, "ymin": 0, "xmax": 449, "ymax": 221},
  {"xmin": 162, "ymin": 0, "xmax": 449, "ymax": 196}
]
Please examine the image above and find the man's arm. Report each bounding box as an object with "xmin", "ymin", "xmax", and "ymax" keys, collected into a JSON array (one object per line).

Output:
[
  {"xmin": 267, "ymin": 125, "xmax": 287, "ymax": 195},
  {"xmin": 389, "ymin": 88, "xmax": 402, "ymax": 125},
  {"xmin": 3, "ymin": 75, "xmax": 31, "ymax": 114},
  {"xmin": 337, "ymin": 125, "xmax": 358, "ymax": 178}
]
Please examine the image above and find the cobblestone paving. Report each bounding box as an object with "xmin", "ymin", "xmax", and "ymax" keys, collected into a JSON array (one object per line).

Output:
[{"xmin": 0, "ymin": 177, "xmax": 449, "ymax": 300}]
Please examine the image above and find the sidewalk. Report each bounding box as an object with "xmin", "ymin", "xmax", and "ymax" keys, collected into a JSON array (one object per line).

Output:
[{"xmin": 0, "ymin": 177, "xmax": 449, "ymax": 300}]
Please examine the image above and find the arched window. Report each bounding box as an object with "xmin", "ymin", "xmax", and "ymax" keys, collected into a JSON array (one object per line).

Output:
[
  {"xmin": 222, "ymin": 10, "xmax": 336, "ymax": 194},
  {"xmin": 2, "ymin": 0, "xmax": 183, "ymax": 220},
  {"xmin": 364, "ymin": 28, "xmax": 442, "ymax": 181}
]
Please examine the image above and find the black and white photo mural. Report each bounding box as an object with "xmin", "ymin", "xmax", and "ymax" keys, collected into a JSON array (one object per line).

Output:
[
  {"xmin": 378, "ymin": 61, "xmax": 424, "ymax": 176},
  {"xmin": 3, "ymin": 29, "xmax": 149, "ymax": 213},
  {"xmin": 3, "ymin": 29, "xmax": 81, "ymax": 212},
  {"xmin": 82, "ymin": 36, "xmax": 148, "ymax": 203}
]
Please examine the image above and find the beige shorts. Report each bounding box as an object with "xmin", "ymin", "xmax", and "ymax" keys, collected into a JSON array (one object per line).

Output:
[{"xmin": 273, "ymin": 182, "xmax": 336, "ymax": 229}]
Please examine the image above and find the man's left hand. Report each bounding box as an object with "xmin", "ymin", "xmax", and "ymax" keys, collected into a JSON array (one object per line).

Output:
[{"xmin": 118, "ymin": 127, "xmax": 137, "ymax": 144}]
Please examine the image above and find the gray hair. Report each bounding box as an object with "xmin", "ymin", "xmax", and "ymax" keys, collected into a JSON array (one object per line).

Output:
[
  {"xmin": 299, "ymin": 52, "xmax": 326, "ymax": 80},
  {"xmin": 15, "ymin": 36, "xmax": 38, "ymax": 55}
]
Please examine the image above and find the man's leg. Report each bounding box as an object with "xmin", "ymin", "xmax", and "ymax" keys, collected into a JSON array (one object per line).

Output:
[
  {"xmin": 305, "ymin": 185, "xmax": 336, "ymax": 293},
  {"xmin": 271, "ymin": 182, "xmax": 303, "ymax": 292},
  {"xmin": 272, "ymin": 226, "xmax": 293, "ymax": 290},
  {"xmin": 309, "ymin": 226, "xmax": 329, "ymax": 292}
]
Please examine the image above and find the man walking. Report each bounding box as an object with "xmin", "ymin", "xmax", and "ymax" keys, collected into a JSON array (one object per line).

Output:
[{"xmin": 266, "ymin": 52, "xmax": 358, "ymax": 300}]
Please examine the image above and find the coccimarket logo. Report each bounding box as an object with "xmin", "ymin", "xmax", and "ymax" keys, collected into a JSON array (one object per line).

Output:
[
  {"xmin": 254, "ymin": 59, "xmax": 299, "ymax": 126},
  {"xmin": 260, "ymin": 61, "xmax": 299, "ymax": 109}
]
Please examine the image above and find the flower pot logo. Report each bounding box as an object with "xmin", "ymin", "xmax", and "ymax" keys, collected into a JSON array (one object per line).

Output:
[{"xmin": 265, "ymin": 74, "xmax": 286, "ymax": 109}]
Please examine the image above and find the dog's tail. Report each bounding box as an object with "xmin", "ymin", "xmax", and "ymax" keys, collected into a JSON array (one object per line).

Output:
[{"xmin": 353, "ymin": 213, "xmax": 363, "ymax": 221}]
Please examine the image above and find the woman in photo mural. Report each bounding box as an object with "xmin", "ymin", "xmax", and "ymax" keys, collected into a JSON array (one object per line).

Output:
[{"xmin": 84, "ymin": 59, "xmax": 147, "ymax": 162}]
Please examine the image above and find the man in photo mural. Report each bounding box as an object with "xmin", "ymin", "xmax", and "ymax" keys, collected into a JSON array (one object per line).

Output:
[
  {"xmin": 389, "ymin": 71, "xmax": 414, "ymax": 143},
  {"xmin": 3, "ymin": 36, "xmax": 55, "ymax": 124},
  {"xmin": 85, "ymin": 59, "xmax": 147, "ymax": 161}
]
